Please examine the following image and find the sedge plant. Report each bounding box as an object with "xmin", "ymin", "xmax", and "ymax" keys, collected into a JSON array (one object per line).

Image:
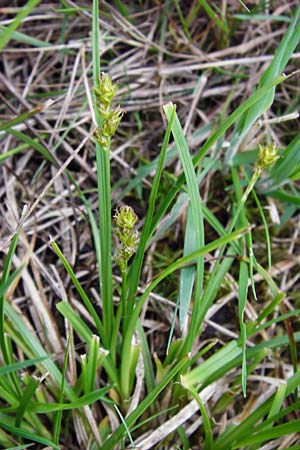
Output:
[{"xmin": 1, "ymin": 2, "xmax": 300, "ymax": 449}]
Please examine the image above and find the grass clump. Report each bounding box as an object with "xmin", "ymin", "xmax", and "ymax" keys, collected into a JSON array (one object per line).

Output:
[{"xmin": 0, "ymin": 1, "xmax": 300, "ymax": 449}]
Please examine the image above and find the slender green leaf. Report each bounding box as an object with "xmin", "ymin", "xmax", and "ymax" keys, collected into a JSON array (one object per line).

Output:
[
  {"xmin": 0, "ymin": 421, "xmax": 59, "ymax": 450},
  {"xmin": 226, "ymin": 6, "xmax": 300, "ymax": 163},
  {"xmin": 0, "ymin": 0, "xmax": 41, "ymax": 51}
]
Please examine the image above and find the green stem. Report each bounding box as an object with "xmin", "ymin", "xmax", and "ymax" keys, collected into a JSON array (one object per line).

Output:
[
  {"xmin": 92, "ymin": 0, "xmax": 114, "ymax": 342},
  {"xmin": 121, "ymin": 269, "xmax": 128, "ymax": 336}
]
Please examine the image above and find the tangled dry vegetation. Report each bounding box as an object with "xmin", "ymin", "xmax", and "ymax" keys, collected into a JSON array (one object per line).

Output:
[{"xmin": 1, "ymin": 1, "xmax": 300, "ymax": 449}]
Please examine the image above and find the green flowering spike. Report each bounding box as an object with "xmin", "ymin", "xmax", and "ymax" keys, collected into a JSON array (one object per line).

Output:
[
  {"xmin": 102, "ymin": 107, "xmax": 124, "ymax": 137},
  {"xmin": 256, "ymin": 142, "xmax": 279, "ymax": 171},
  {"xmin": 93, "ymin": 73, "xmax": 124, "ymax": 148},
  {"xmin": 114, "ymin": 206, "xmax": 138, "ymax": 230},
  {"xmin": 94, "ymin": 72, "xmax": 117, "ymax": 108},
  {"xmin": 114, "ymin": 206, "xmax": 139, "ymax": 273},
  {"xmin": 93, "ymin": 127, "xmax": 109, "ymax": 149}
]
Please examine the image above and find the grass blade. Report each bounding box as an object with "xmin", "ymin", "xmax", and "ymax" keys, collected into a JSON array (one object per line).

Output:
[
  {"xmin": 164, "ymin": 102, "xmax": 205, "ymax": 343},
  {"xmin": 226, "ymin": 6, "xmax": 300, "ymax": 164},
  {"xmin": 0, "ymin": 0, "xmax": 41, "ymax": 51}
]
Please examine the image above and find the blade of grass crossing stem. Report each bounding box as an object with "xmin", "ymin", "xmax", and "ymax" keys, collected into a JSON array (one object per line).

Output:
[
  {"xmin": 101, "ymin": 356, "xmax": 189, "ymax": 450},
  {"xmin": 0, "ymin": 0, "xmax": 41, "ymax": 51},
  {"xmin": 150, "ymin": 74, "xmax": 286, "ymax": 240},
  {"xmin": 114, "ymin": 405, "xmax": 135, "ymax": 448},
  {"xmin": 127, "ymin": 106, "xmax": 175, "ymax": 315},
  {"xmin": 50, "ymin": 239, "xmax": 106, "ymax": 345},
  {"xmin": 252, "ymin": 309, "xmax": 300, "ymax": 336},
  {"xmin": 164, "ymin": 103, "xmax": 204, "ymax": 318},
  {"xmin": 238, "ymin": 261, "xmax": 248, "ymax": 397},
  {"xmin": 121, "ymin": 227, "xmax": 249, "ymax": 398},
  {"xmin": 226, "ymin": 6, "xmax": 300, "ymax": 164},
  {"xmin": 92, "ymin": 0, "xmax": 114, "ymax": 340}
]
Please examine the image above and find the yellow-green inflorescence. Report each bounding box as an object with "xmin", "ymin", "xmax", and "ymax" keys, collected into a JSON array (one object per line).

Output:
[
  {"xmin": 93, "ymin": 73, "xmax": 124, "ymax": 150},
  {"xmin": 114, "ymin": 206, "xmax": 139, "ymax": 273},
  {"xmin": 256, "ymin": 142, "xmax": 280, "ymax": 172}
]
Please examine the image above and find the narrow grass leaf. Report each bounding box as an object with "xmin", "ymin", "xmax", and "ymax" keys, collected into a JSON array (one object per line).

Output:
[
  {"xmin": 213, "ymin": 372, "xmax": 300, "ymax": 450},
  {"xmin": 238, "ymin": 261, "xmax": 248, "ymax": 397},
  {"xmin": 178, "ymin": 204, "xmax": 196, "ymax": 329},
  {"xmin": 270, "ymin": 133, "xmax": 300, "ymax": 186},
  {"xmin": 56, "ymin": 301, "xmax": 93, "ymax": 344},
  {"xmin": 0, "ymin": 0, "xmax": 41, "ymax": 51},
  {"xmin": 5, "ymin": 445, "xmax": 34, "ymax": 449},
  {"xmin": 0, "ymin": 357, "xmax": 48, "ymax": 376},
  {"xmin": 15, "ymin": 377, "xmax": 40, "ymax": 427},
  {"xmin": 181, "ymin": 341, "xmax": 242, "ymax": 389},
  {"xmin": 197, "ymin": 0, "xmax": 229, "ymax": 33},
  {"xmin": 267, "ymin": 381, "xmax": 287, "ymax": 422},
  {"xmin": 256, "ymin": 292, "xmax": 284, "ymax": 324},
  {"xmin": 0, "ymin": 143, "xmax": 30, "ymax": 164},
  {"xmin": 0, "ymin": 232, "xmax": 20, "ymax": 364},
  {"xmin": 226, "ymin": 6, "xmax": 300, "ymax": 163},
  {"xmin": 51, "ymin": 239, "xmax": 105, "ymax": 341},
  {"xmin": 188, "ymin": 386, "xmax": 213, "ymax": 449},
  {"xmin": 56, "ymin": 302, "xmax": 118, "ymax": 388},
  {"xmin": 127, "ymin": 105, "xmax": 174, "ymax": 308},
  {"xmin": 27, "ymin": 387, "xmax": 111, "ymax": 413},
  {"xmin": 7, "ymin": 128, "xmax": 57, "ymax": 166},
  {"xmin": 234, "ymin": 421, "xmax": 300, "ymax": 447},
  {"xmin": 53, "ymin": 334, "xmax": 70, "ymax": 445},
  {"xmin": 164, "ymin": 102, "xmax": 204, "ymax": 324},
  {"xmin": 4, "ymin": 302, "xmax": 77, "ymax": 402},
  {"xmin": 0, "ymin": 27, "xmax": 50, "ymax": 48},
  {"xmin": 0, "ymin": 421, "xmax": 59, "ymax": 450},
  {"xmin": 0, "ymin": 106, "xmax": 47, "ymax": 132}
]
